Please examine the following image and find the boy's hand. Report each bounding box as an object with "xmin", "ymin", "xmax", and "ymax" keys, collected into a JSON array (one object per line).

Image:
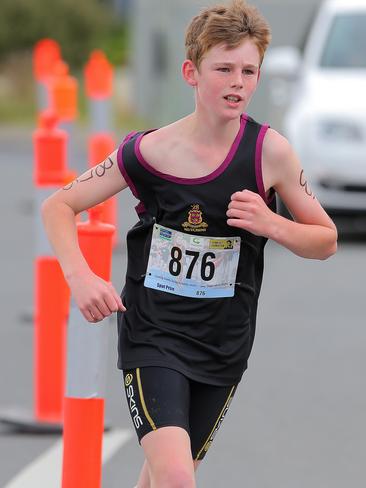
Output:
[
  {"xmin": 67, "ymin": 270, "xmax": 126, "ymax": 323},
  {"xmin": 226, "ymin": 189, "xmax": 276, "ymax": 238}
]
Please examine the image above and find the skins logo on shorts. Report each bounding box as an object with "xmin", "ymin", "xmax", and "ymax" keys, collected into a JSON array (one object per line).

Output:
[
  {"xmin": 181, "ymin": 204, "xmax": 208, "ymax": 233},
  {"xmin": 125, "ymin": 373, "xmax": 143, "ymax": 429}
]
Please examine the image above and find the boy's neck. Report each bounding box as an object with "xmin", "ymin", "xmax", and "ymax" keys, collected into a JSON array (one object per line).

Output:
[{"xmin": 182, "ymin": 111, "xmax": 242, "ymax": 146}]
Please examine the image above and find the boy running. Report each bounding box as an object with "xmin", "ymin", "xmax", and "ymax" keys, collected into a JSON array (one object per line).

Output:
[{"xmin": 42, "ymin": 1, "xmax": 337, "ymax": 487}]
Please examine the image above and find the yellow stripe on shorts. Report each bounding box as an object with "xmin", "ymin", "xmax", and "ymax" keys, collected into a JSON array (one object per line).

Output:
[
  {"xmin": 136, "ymin": 367, "xmax": 157, "ymax": 430},
  {"xmin": 195, "ymin": 385, "xmax": 236, "ymax": 460}
]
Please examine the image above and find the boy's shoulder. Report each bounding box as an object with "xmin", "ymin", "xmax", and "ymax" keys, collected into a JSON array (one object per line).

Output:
[
  {"xmin": 129, "ymin": 118, "xmax": 192, "ymax": 176},
  {"xmin": 138, "ymin": 118, "xmax": 192, "ymax": 158},
  {"xmin": 263, "ymin": 127, "xmax": 293, "ymax": 166},
  {"xmin": 262, "ymin": 127, "xmax": 298, "ymax": 190}
]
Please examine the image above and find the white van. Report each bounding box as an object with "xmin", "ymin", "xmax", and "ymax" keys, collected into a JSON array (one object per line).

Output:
[{"xmin": 265, "ymin": 0, "xmax": 366, "ymax": 215}]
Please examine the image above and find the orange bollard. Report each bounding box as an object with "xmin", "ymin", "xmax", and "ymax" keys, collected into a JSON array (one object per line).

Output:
[
  {"xmin": 33, "ymin": 39, "xmax": 61, "ymax": 110},
  {"xmin": 48, "ymin": 59, "xmax": 79, "ymax": 173},
  {"xmin": 33, "ymin": 39, "xmax": 61, "ymax": 82},
  {"xmin": 0, "ymin": 110, "xmax": 70, "ymax": 432},
  {"xmin": 33, "ymin": 111, "xmax": 70, "ymax": 427},
  {"xmin": 62, "ymin": 205, "xmax": 115, "ymax": 488},
  {"xmin": 84, "ymin": 50, "xmax": 113, "ymax": 133},
  {"xmin": 84, "ymin": 50, "xmax": 118, "ymax": 243},
  {"xmin": 88, "ymin": 133, "xmax": 115, "ymax": 168},
  {"xmin": 49, "ymin": 60, "xmax": 78, "ymax": 123},
  {"xmin": 62, "ymin": 397, "xmax": 105, "ymax": 488},
  {"xmin": 88, "ymin": 133, "xmax": 118, "ymax": 245},
  {"xmin": 34, "ymin": 258, "xmax": 69, "ymax": 423},
  {"xmin": 84, "ymin": 50, "xmax": 113, "ymax": 100},
  {"xmin": 34, "ymin": 110, "xmax": 67, "ymax": 183}
]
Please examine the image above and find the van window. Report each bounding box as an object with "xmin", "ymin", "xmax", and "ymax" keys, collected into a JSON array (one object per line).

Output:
[{"xmin": 320, "ymin": 13, "xmax": 366, "ymax": 68}]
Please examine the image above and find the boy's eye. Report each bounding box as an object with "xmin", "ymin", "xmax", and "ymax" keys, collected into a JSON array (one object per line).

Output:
[
  {"xmin": 217, "ymin": 67, "xmax": 230, "ymax": 72},
  {"xmin": 243, "ymin": 69, "xmax": 254, "ymax": 75}
]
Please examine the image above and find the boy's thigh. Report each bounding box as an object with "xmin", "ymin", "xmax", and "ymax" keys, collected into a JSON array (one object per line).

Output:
[
  {"xmin": 123, "ymin": 366, "xmax": 191, "ymax": 445},
  {"xmin": 189, "ymin": 380, "xmax": 238, "ymax": 461}
]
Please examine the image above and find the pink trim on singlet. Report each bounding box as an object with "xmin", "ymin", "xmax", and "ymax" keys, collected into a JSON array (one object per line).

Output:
[
  {"xmin": 255, "ymin": 124, "xmax": 275, "ymax": 205},
  {"xmin": 134, "ymin": 201, "xmax": 146, "ymax": 214},
  {"xmin": 117, "ymin": 132, "xmax": 147, "ymax": 215},
  {"xmin": 134, "ymin": 115, "xmax": 247, "ymax": 185}
]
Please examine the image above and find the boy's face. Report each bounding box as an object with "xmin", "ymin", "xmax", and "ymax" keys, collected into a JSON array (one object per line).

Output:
[{"xmin": 192, "ymin": 38, "xmax": 260, "ymax": 120}]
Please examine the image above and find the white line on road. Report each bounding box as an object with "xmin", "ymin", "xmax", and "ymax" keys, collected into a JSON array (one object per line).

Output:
[{"xmin": 4, "ymin": 428, "xmax": 133, "ymax": 488}]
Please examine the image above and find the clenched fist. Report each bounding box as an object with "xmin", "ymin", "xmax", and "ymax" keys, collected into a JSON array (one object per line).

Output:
[
  {"xmin": 67, "ymin": 269, "xmax": 126, "ymax": 323},
  {"xmin": 226, "ymin": 189, "xmax": 276, "ymax": 238}
]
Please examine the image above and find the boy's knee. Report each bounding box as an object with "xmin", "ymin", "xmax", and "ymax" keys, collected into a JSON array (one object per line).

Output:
[{"xmin": 151, "ymin": 465, "xmax": 195, "ymax": 488}]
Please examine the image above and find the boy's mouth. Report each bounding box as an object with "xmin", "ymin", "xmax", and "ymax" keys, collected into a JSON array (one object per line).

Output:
[{"xmin": 224, "ymin": 94, "xmax": 242, "ymax": 102}]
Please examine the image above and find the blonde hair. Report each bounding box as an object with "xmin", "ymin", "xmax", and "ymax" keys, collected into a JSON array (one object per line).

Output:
[{"xmin": 185, "ymin": 0, "xmax": 271, "ymax": 69}]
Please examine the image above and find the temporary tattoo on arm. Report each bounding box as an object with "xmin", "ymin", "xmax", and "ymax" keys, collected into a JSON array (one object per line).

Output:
[
  {"xmin": 63, "ymin": 157, "xmax": 114, "ymax": 190},
  {"xmin": 299, "ymin": 169, "xmax": 315, "ymax": 199},
  {"xmin": 63, "ymin": 181, "xmax": 75, "ymax": 190},
  {"xmin": 95, "ymin": 157, "xmax": 113, "ymax": 176},
  {"xmin": 78, "ymin": 172, "xmax": 94, "ymax": 183}
]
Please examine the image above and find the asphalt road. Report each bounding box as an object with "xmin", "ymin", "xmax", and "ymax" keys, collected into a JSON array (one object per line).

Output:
[{"xmin": 0, "ymin": 126, "xmax": 365, "ymax": 488}]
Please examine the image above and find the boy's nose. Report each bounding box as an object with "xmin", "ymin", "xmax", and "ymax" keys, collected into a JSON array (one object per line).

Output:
[{"xmin": 230, "ymin": 76, "xmax": 243, "ymax": 89}]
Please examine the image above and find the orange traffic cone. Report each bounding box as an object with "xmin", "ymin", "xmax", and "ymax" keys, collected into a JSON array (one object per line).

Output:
[
  {"xmin": 88, "ymin": 133, "xmax": 118, "ymax": 246},
  {"xmin": 34, "ymin": 111, "xmax": 70, "ymax": 428},
  {"xmin": 0, "ymin": 110, "xmax": 70, "ymax": 432},
  {"xmin": 49, "ymin": 60, "xmax": 78, "ymax": 123},
  {"xmin": 84, "ymin": 50, "xmax": 118, "ymax": 243},
  {"xmin": 48, "ymin": 59, "xmax": 79, "ymax": 172},
  {"xmin": 33, "ymin": 38, "xmax": 61, "ymax": 110},
  {"xmin": 62, "ymin": 205, "xmax": 115, "ymax": 487}
]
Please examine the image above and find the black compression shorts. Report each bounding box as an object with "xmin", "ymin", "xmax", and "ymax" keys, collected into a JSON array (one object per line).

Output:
[{"xmin": 122, "ymin": 366, "xmax": 238, "ymax": 461}]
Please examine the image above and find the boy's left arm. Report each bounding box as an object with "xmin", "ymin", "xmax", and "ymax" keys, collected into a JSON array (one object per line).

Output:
[{"xmin": 226, "ymin": 129, "xmax": 337, "ymax": 259}]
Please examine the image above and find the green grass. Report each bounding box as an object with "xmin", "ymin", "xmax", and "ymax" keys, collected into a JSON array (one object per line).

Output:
[{"xmin": 0, "ymin": 51, "xmax": 36, "ymax": 125}]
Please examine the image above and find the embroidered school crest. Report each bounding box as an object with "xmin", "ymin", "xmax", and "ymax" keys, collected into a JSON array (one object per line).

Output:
[
  {"xmin": 181, "ymin": 204, "xmax": 208, "ymax": 233},
  {"xmin": 188, "ymin": 205, "xmax": 202, "ymax": 225}
]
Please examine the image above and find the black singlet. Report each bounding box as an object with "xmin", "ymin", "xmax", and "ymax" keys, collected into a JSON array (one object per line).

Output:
[{"xmin": 116, "ymin": 114, "xmax": 276, "ymax": 386}]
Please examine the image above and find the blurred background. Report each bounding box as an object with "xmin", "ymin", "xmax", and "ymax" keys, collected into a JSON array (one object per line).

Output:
[
  {"xmin": 0, "ymin": 1, "xmax": 365, "ymax": 487},
  {"xmin": 0, "ymin": 0, "xmax": 320, "ymax": 128}
]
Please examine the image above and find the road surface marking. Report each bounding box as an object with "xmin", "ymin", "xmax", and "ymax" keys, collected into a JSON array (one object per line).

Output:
[{"xmin": 4, "ymin": 428, "xmax": 133, "ymax": 488}]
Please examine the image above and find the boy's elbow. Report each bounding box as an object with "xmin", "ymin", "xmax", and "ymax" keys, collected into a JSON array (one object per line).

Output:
[
  {"xmin": 41, "ymin": 196, "xmax": 52, "ymax": 220},
  {"xmin": 41, "ymin": 195, "xmax": 72, "ymax": 220},
  {"xmin": 320, "ymin": 228, "xmax": 338, "ymax": 260},
  {"xmin": 321, "ymin": 241, "xmax": 337, "ymax": 260},
  {"xmin": 41, "ymin": 195, "xmax": 58, "ymax": 219}
]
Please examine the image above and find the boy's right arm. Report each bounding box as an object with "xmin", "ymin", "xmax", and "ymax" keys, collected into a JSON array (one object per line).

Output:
[{"xmin": 41, "ymin": 149, "xmax": 128, "ymax": 323}]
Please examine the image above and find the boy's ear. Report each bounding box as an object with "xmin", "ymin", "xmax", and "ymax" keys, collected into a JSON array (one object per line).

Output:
[{"xmin": 182, "ymin": 59, "xmax": 198, "ymax": 87}]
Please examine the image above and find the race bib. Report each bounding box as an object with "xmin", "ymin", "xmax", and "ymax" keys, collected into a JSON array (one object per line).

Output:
[{"xmin": 144, "ymin": 224, "xmax": 241, "ymax": 298}]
